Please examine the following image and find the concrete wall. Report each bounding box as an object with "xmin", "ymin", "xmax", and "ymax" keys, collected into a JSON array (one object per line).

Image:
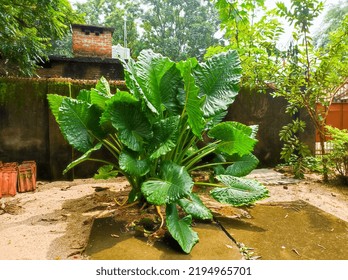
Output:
[
  {"xmin": 0, "ymin": 77, "xmax": 126, "ymax": 180},
  {"xmin": 226, "ymin": 88, "xmax": 316, "ymax": 166},
  {"xmin": 0, "ymin": 78, "xmax": 316, "ymax": 180}
]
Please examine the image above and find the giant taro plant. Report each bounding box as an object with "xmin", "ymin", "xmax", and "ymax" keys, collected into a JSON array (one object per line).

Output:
[{"xmin": 47, "ymin": 49, "xmax": 269, "ymax": 253}]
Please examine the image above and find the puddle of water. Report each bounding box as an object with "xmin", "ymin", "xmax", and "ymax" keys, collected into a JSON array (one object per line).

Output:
[
  {"xmin": 217, "ymin": 200, "xmax": 348, "ymax": 260},
  {"xmin": 85, "ymin": 217, "xmax": 241, "ymax": 260}
]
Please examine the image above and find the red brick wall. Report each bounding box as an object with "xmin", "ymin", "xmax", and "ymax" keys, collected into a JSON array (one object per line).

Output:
[{"xmin": 72, "ymin": 25, "xmax": 113, "ymax": 58}]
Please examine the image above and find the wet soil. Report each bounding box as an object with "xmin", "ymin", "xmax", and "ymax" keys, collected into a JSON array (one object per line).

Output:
[{"xmin": 0, "ymin": 169, "xmax": 347, "ymax": 260}]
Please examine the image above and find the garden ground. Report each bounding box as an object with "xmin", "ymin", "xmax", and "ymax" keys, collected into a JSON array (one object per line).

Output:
[{"xmin": 0, "ymin": 168, "xmax": 347, "ymax": 260}]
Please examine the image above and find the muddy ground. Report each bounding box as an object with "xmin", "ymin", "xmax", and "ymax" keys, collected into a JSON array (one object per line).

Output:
[{"xmin": 0, "ymin": 169, "xmax": 347, "ymax": 260}]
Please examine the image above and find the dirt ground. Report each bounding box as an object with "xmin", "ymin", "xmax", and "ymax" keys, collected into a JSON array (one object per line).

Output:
[{"xmin": 0, "ymin": 169, "xmax": 347, "ymax": 260}]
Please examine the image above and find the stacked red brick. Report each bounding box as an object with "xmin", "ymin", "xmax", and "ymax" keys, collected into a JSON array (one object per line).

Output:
[
  {"xmin": 72, "ymin": 24, "xmax": 114, "ymax": 58},
  {"xmin": 0, "ymin": 162, "xmax": 17, "ymax": 197},
  {"xmin": 0, "ymin": 161, "xmax": 36, "ymax": 198}
]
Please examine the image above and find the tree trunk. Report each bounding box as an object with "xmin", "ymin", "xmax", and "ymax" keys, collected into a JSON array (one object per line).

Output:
[{"xmin": 319, "ymin": 132, "xmax": 329, "ymax": 182}]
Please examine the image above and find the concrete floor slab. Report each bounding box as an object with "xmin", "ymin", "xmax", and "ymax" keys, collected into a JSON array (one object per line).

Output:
[
  {"xmin": 217, "ymin": 200, "xmax": 348, "ymax": 260},
  {"xmin": 85, "ymin": 217, "xmax": 242, "ymax": 260}
]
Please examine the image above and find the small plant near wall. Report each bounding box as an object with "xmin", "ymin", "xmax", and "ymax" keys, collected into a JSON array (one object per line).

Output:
[
  {"xmin": 47, "ymin": 49, "xmax": 269, "ymax": 253},
  {"xmin": 324, "ymin": 126, "xmax": 348, "ymax": 185}
]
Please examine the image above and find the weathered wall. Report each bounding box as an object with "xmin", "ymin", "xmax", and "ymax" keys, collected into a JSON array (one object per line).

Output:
[
  {"xmin": 0, "ymin": 79, "xmax": 50, "ymax": 177},
  {"xmin": 0, "ymin": 78, "xmax": 316, "ymax": 180},
  {"xmin": 0, "ymin": 77, "xmax": 126, "ymax": 180},
  {"xmin": 226, "ymin": 88, "xmax": 315, "ymax": 166},
  {"xmin": 37, "ymin": 57, "xmax": 124, "ymax": 81}
]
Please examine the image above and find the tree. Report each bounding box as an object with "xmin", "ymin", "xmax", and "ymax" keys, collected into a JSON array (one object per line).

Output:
[
  {"xmin": 0, "ymin": 0, "xmax": 81, "ymax": 76},
  {"xmin": 209, "ymin": 0, "xmax": 348, "ymax": 179},
  {"xmin": 314, "ymin": 0, "xmax": 348, "ymax": 47},
  {"xmin": 73, "ymin": 0, "xmax": 141, "ymax": 56},
  {"xmin": 274, "ymin": 0, "xmax": 348, "ymax": 180},
  {"xmin": 49, "ymin": 33, "xmax": 73, "ymax": 58},
  {"xmin": 140, "ymin": 0, "xmax": 220, "ymax": 61},
  {"xmin": 206, "ymin": 0, "xmax": 285, "ymax": 91}
]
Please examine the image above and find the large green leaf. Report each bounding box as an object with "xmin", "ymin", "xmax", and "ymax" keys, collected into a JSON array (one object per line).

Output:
[
  {"xmin": 89, "ymin": 77, "xmax": 114, "ymax": 110},
  {"xmin": 211, "ymin": 175, "xmax": 269, "ymax": 206},
  {"xmin": 58, "ymin": 98, "xmax": 105, "ymax": 153},
  {"xmin": 205, "ymin": 110, "xmax": 228, "ymax": 130},
  {"xmin": 102, "ymin": 101, "xmax": 152, "ymax": 151},
  {"xmin": 159, "ymin": 63, "xmax": 184, "ymax": 115},
  {"xmin": 47, "ymin": 94, "xmax": 65, "ymax": 122},
  {"xmin": 119, "ymin": 150, "xmax": 150, "ymax": 177},
  {"xmin": 193, "ymin": 50, "xmax": 242, "ymax": 118},
  {"xmin": 141, "ymin": 162, "xmax": 193, "ymax": 205},
  {"xmin": 208, "ymin": 122, "xmax": 258, "ymax": 156},
  {"xmin": 178, "ymin": 193, "xmax": 213, "ymax": 220},
  {"xmin": 177, "ymin": 58, "xmax": 205, "ymax": 138},
  {"xmin": 77, "ymin": 89, "xmax": 91, "ymax": 103},
  {"xmin": 166, "ymin": 203, "xmax": 199, "ymax": 254},
  {"xmin": 122, "ymin": 57, "xmax": 158, "ymax": 114},
  {"xmin": 106, "ymin": 90, "xmax": 138, "ymax": 104},
  {"xmin": 63, "ymin": 142, "xmax": 103, "ymax": 174},
  {"xmin": 95, "ymin": 76, "xmax": 112, "ymax": 96},
  {"xmin": 225, "ymin": 154, "xmax": 259, "ymax": 177},
  {"xmin": 135, "ymin": 49, "xmax": 176, "ymax": 116},
  {"xmin": 150, "ymin": 116, "xmax": 180, "ymax": 159},
  {"xmin": 90, "ymin": 88, "xmax": 109, "ymax": 110}
]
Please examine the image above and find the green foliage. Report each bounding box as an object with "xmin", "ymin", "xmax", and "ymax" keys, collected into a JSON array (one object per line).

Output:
[
  {"xmin": 0, "ymin": 0, "xmax": 81, "ymax": 76},
  {"xmin": 314, "ymin": 1, "xmax": 348, "ymax": 48},
  {"xmin": 210, "ymin": 0, "xmax": 347, "ymax": 181},
  {"xmin": 47, "ymin": 50, "xmax": 268, "ymax": 253},
  {"xmin": 94, "ymin": 165, "xmax": 118, "ymax": 179},
  {"xmin": 140, "ymin": 0, "xmax": 220, "ymax": 61},
  {"xmin": 207, "ymin": 0, "xmax": 285, "ymax": 91},
  {"xmin": 325, "ymin": 126, "xmax": 348, "ymax": 184},
  {"xmin": 268, "ymin": 0, "xmax": 347, "ymax": 181},
  {"xmin": 279, "ymin": 119, "xmax": 311, "ymax": 178},
  {"xmin": 276, "ymin": 0, "xmax": 323, "ymax": 34}
]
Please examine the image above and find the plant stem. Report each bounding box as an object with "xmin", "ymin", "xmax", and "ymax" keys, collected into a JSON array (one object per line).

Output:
[
  {"xmin": 88, "ymin": 158, "xmax": 116, "ymax": 166},
  {"xmin": 194, "ymin": 181, "xmax": 222, "ymax": 188},
  {"xmin": 102, "ymin": 139, "xmax": 120, "ymax": 159},
  {"xmin": 189, "ymin": 161, "xmax": 234, "ymax": 172},
  {"xmin": 185, "ymin": 145, "xmax": 217, "ymax": 171}
]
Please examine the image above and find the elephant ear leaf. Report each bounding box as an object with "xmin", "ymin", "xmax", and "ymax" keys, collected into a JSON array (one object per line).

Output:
[
  {"xmin": 135, "ymin": 49, "xmax": 176, "ymax": 116},
  {"xmin": 58, "ymin": 98, "xmax": 105, "ymax": 153},
  {"xmin": 102, "ymin": 100, "xmax": 152, "ymax": 152},
  {"xmin": 177, "ymin": 58, "xmax": 205, "ymax": 139},
  {"xmin": 178, "ymin": 193, "xmax": 213, "ymax": 220},
  {"xmin": 119, "ymin": 150, "xmax": 150, "ymax": 177},
  {"xmin": 194, "ymin": 50, "xmax": 242, "ymax": 118},
  {"xmin": 63, "ymin": 142, "xmax": 103, "ymax": 174},
  {"xmin": 149, "ymin": 116, "xmax": 180, "ymax": 159},
  {"xmin": 225, "ymin": 154, "xmax": 259, "ymax": 177},
  {"xmin": 166, "ymin": 203, "xmax": 199, "ymax": 254},
  {"xmin": 95, "ymin": 76, "xmax": 112, "ymax": 96},
  {"xmin": 141, "ymin": 161, "xmax": 193, "ymax": 205},
  {"xmin": 47, "ymin": 94, "xmax": 65, "ymax": 122},
  {"xmin": 208, "ymin": 122, "xmax": 257, "ymax": 156},
  {"xmin": 211, "ymin": 175, "xmax": 269, "ymax": 206}
]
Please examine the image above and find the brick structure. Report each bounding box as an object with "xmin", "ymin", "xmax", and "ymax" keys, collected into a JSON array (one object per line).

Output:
[
  {"xmin": 37, "ymin": 24, "xmax": 124, "ymax": 80},
  {"xmin": 72, "ymin": 24, "xmax": 114, "ymax": 58}
]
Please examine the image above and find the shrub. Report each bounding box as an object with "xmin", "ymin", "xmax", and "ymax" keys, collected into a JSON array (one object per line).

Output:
[{"xmin": 325, "ymin": 126, "xmax": 348, "ymax": 184}]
